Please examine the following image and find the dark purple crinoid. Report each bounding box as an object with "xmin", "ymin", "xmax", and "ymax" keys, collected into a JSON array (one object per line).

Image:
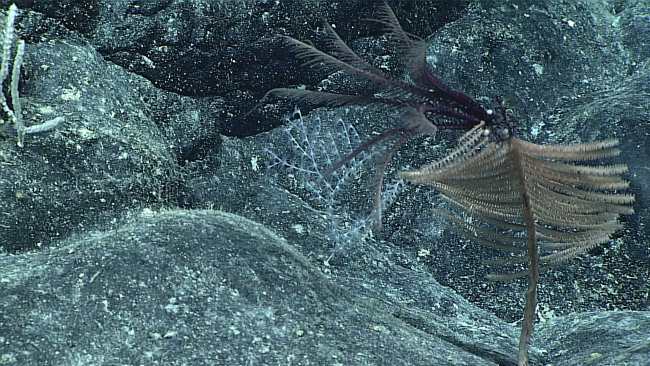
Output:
[{"xmin": 254, "ymin": 2, "xmax": 514, "ymax": 227}]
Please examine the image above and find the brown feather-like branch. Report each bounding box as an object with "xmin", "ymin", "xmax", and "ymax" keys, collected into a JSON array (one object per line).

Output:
[{"xmin": 399, "ymin": 126, "xmax": 634, "ymax": 366}]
